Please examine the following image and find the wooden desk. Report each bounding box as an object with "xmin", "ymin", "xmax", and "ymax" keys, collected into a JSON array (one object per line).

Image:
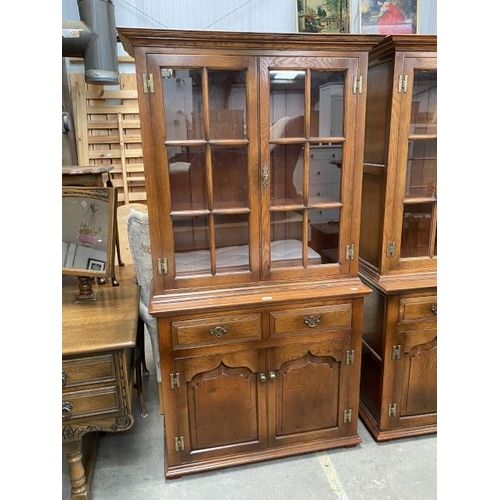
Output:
[{"xmin": 62, "ymin": 266, "xmax": 139, "ymax": 500}]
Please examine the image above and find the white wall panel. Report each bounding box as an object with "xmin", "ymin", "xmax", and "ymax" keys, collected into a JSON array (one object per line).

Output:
[
  {"xmin": 63, "ymin": 0, "xmax": 298, "ymax": 32},
  {"xmin": 62, "ymin": 0, "xmax": 436, "ymax": 34}
]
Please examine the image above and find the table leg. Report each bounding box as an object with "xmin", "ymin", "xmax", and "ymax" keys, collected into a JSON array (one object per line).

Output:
[{"xmin": 62, "ymin": 439, "xmax": 89, "ymax": 500}]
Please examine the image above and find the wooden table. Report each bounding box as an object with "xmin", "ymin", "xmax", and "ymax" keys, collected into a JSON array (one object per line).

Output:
[{"xmin": 62, "ymin": 266, "xmax": 140, "ymax": 500}]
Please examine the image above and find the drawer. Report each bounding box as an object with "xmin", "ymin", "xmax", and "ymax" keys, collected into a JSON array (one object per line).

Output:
[
  {"xmin": 172, "ymin": 312, "xmax": 262, "ymax": 348},
  {"xmin": 270, "ymin": 303, "xmax": 351, "ymax": 337},
  {"xmin": 62, "ymin": 354, "xmax": 116, "ymax": 389},
  {"xmin": 62, "ymin": 386, "xmax": 120, "ymax": 421},
  {"xmin": 398, "ymin": 296, "xmax": 437, "ymax": 324}
]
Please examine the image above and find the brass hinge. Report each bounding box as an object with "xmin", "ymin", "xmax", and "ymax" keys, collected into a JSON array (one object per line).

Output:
[
  {"xmin": 343, "ymin": 409, "xmax": 352, "ymax": 423},
  {"xmin": 391, "ymin": 345, "xmax": 402, "ymax": 360},
  {"xmin": 346, "ymin": 350, "xmax": 355, "ymax": 365},
  {"xmin": 388, "ymin": 403, "xmax": 397, "ymax": 417},
  {"xmin": 174, "ymin": 436, "xmax": 185, "ymax": 451},
  {"xmin": 345, "ymin": 244, "xmax": 355, "ymax": 261},
  {"xmin": 170, "ymin": 372, "xmax": 180, "ymax": 389},
  {"xmin": 142, "ymin": 73, "xmax": 155, "ymax": 93},
  {"xmin": 398, "ymin": 74, "xmax": 408, "ymax": 93},
  {"xmin": 386, "ymin": 241, "xmax": 396, "ymax": 258},
  {"xmin": 157, "ymin": 257, "xmax": 168, "ymax": 275},
  {"xmin": 353, "ymin": 75, "xmax": 363, "ymax": 94}
]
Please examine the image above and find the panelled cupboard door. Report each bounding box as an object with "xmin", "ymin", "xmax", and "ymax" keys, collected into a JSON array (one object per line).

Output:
[
  {"xmin": 172, "ymin": 349, "xmax": 267, "ymax": 465},
  {"xmin": 267, "ymin": 336, "xmax": 356, "ymax": 447},
  {"xmin": 399, "ymin": 326, "xmax": 437, "ymax": 419},
  {"xmin": 388, "ymin": 56, "xmax": 437, "ymax": 274},
  {"xmin": 169, "ymin": 337, "xmax": 357, "ymax": 466},
  {"xmin": 391, "ymin": 305, "xmax": 437, "ymax": 430},
  {"xmin": 141, "ymin": 52, "xmax": 366, "ymax": 293}
]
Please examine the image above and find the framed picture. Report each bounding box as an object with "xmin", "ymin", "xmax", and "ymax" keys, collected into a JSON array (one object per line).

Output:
[
  {"xmin": 360, "ymin": 0, "xmax": 418, "ymax": 34},
  {"xmin": 297, "ymin": 0, "xmax": 350, "ymax": 33},
  {"xmin": 87, "ymin": 258, "xmax": 106, "ymax": 272}
]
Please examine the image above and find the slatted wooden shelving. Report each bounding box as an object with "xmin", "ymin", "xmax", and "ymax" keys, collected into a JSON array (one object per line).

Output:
[{"xmin": 70, "ymin": 72, "xmax": 146, "ymax": 204}]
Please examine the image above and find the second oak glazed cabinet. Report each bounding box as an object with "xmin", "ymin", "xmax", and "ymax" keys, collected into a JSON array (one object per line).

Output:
[
  {"xmin": 118, "ymin": 28, "xmax": 379, "ymax": 478},
  {"xmin": 358, "ymin": 35, "xmax": 437, "ymax": 441}
]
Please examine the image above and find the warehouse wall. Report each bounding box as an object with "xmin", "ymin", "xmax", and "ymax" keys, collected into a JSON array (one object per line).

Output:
[{"xmin": 62, "ymin": 0, "xmax": 437, "ymax": 34}]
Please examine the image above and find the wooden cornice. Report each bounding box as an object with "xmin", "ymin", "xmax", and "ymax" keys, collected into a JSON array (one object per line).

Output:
[
  {"xmin": 369, "ymin": 34, "xmax": 437, "ymax": 64},
  {"xmin": 117, "ymin": 27, "xmax": 385, "ymax": 57}
]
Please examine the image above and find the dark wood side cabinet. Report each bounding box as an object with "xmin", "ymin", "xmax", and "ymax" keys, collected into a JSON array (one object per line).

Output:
[
  {"xmin": 118, "ymin": 28, "xmax": 381, "ymax": 478},
  {"xmin": 358, "ymin": 35, "xmax": 437, "ymax": 441}
]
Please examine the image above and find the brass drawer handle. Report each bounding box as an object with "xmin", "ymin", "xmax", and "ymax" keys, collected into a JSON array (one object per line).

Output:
[
  {"xmin": 430, "ymin": 304, "xmax": 437, "ymax": 315},
  {"xmin": 62, "ymin": 371, "xmax": 67, "ymax": 387},
  {"xmin": 303, "ymin": 315, "xmax": 321, "ymax": 328},
  {"xmin": 62, "ymin": 401, "xmax": 73, "ymax": 419},
  {"xmin": 209, "ymin": 325, "xmax": 228, "ymax": 338}
]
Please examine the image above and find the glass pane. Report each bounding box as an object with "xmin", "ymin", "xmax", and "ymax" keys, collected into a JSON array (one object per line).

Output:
[
  {"xmin": 401, "ymin": 203, "xmax": 434, "ymax": 258},
  {"xmin": 215, "ymin": 214, "xmax": 250, "ymax": 273},
  {"xmin": 173, "ymin": 215, "xmax": 210, "ymax": 275},
  {"xmin": 409, "ymin": 70, "xmax": 437, "ymax": 135},
  {"xmin": 309, "ymin": 144, "xmax": 342, "ymax": 203},
  {"xmin": 167, "ymin": 145, "xmax": 207, "ymax": 211},
  {"xmin": 162, "ymin": 69, "xmax": 204, "ymax": 141},
  {"xmin": 269, "ymin": 70, "xmax": 305, "ymax": 138},
  {"xmin": 308, "ymin": 209, "xmax": 340, "ymax": 265},
  {"xmin": 212, "ymin": 146, "xmax": 248, "ymax": 209},
  {"xmin": 208, "ymin": 70, "xmax": 247, "ymax": 139},
  {"xmin": 311, "ymin": 71, "xmax": 344, "ymax": 137},
  {"xmin": 405, "ymin": 139, "xmax": 437, "ymax": 199},
  {"xmin": 270, "ymin": 211, "xmax": 305, "ymax": 268},
  {"xmin": 270, "ymin": 144, "xmax": 304, "ymax": 206}
]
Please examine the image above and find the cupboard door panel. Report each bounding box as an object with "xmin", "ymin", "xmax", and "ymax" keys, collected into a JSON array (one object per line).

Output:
[
  {"xmin": 400, "ymin": 329, "xmax": 437, "ymax": 417},
  {"xmin": 267, "ymin": 337, "xmax": 351, "ymax": 446},
  {"xmin": 175, "ymin": 350, "xmax": 266, "ymax": 461}
]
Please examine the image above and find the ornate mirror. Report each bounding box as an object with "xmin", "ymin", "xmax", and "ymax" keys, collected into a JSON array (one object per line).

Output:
[{"xmin": 62, "ymin": 186, "xmax": 117, "ymax": 301}]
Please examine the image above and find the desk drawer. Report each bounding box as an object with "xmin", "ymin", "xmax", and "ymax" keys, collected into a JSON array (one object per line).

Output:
[
  {"xmin": 172, "ymin": 312, "xmax": 262, "ymax": 348},
  {"xmin": 398, "ymin": 296, "xmax": 437, "ymax": 324},
  {"xmin": 62, "ymin": 354, "xmax": 116, "ymax": 389},
  {"xmin": 62, "ymin": 386, "xmax": 120, "ymax": 420},
  {"xmin": 270, "ymin": 303, "xmax": 351, "ymax": 337}
]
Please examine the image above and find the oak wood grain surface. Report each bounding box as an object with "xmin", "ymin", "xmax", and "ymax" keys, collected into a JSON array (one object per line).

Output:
[{"xmin": 62, "ymin": 265, "xmax": 139, "ymax": 356}]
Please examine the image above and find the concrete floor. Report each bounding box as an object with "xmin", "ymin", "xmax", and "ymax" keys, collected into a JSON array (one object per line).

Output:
[{"xmin": 62, "ymin": 340, "xmax": 437, "ymax": 500}]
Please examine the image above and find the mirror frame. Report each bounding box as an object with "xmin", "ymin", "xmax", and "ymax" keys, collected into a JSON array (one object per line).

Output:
[{"xmin": 62, "ymin": 186, "xmax": 117, "ymax": 280}]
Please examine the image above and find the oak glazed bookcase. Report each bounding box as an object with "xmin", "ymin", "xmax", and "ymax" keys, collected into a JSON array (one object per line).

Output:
[
  {"xmin": 358, "ymin": 35, "xmax": 437, "ymax": 441},
  {"xmin": 118, "ymin": 28, "xmax": 380, "ymax": 478}
]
